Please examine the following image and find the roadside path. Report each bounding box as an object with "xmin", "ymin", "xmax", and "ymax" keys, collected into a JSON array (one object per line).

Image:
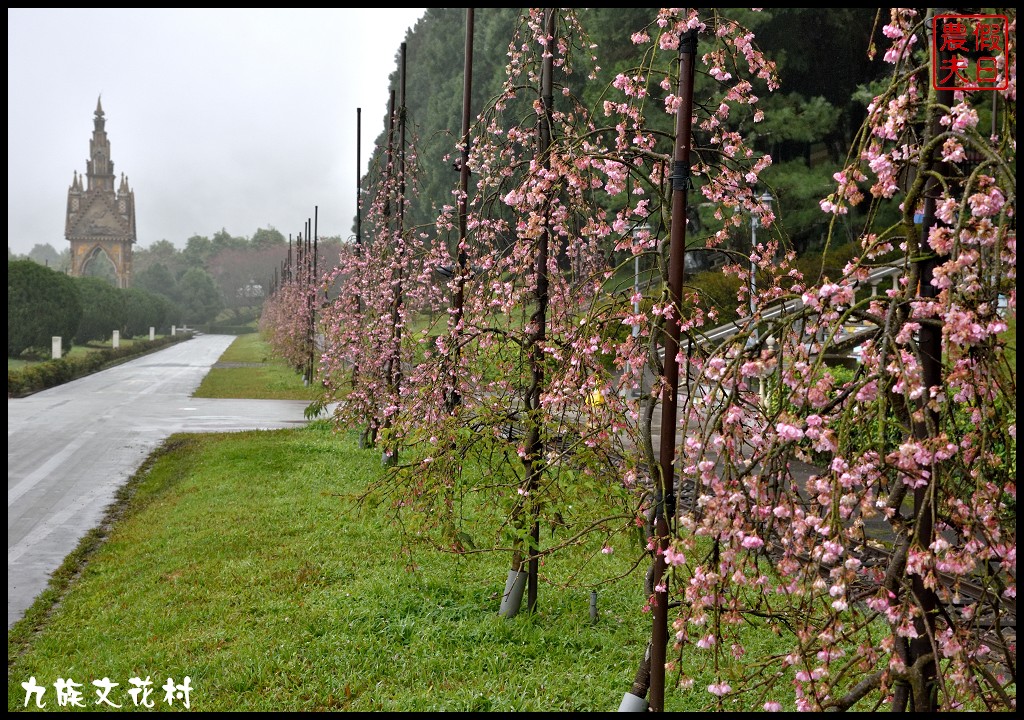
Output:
[{"xmin": 7, "ymin": 334, "xmax": 315, "ymax": 629}]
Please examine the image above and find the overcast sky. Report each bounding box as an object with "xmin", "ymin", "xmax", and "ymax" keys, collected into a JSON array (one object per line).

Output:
[{"xmin": 7, "ymin": 8, "xmax": 427, "ymax": 257}]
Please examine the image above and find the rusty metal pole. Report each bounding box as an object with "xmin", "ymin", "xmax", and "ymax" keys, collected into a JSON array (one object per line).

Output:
[
  {"xmin": 896, "ymin": 12, "xmax": 951, "ymax": 712},
  {"xmin": 448, "ymin": 7, "xmax": 475, "ymax": 413},
  {"xmin": 648, "ymin": 28, "xmax": 697, "ymax": 713}
]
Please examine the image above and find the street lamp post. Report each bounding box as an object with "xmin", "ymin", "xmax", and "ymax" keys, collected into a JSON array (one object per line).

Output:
[
  {"xmin": 752, "ymin": 193, "xmax": 773, "ymax": 410},
  {"xmin": 761, "ymin": 333, "xmax": 775, "ymax": 407},
  {"xmin": 633, "ymin": 251, "xmax": 641, "ymax": 340},
  {"xmin": 632, "ymin": 224, "xmax": 650, "ymax": 399},
  {"xmin": 750, "ymin": 192, "xmax": 774, "ymax": 345}
]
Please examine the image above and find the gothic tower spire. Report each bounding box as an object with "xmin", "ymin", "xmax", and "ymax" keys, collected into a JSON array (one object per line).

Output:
[
  {"xmin": 87, "ymin": 94, "xmax": 115, "ymax": 192},
  {"xmin": 65, "ymin": 97, "xmax": 137, "ymax": 288}
]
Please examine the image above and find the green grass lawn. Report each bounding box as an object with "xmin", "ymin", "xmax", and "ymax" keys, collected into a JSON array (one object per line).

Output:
[
  {"xmin": 6, "ymin": 424, "xmax": 687, "ymax": 712},
  {"xmin": 192, "ymin": 333, "xmax": 319, "ymax": 401}
]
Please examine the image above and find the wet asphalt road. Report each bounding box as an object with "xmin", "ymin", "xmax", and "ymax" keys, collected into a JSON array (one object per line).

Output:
[{"xmin": 8, "ymin": 334, "xmax": 316, "ymax": 629}]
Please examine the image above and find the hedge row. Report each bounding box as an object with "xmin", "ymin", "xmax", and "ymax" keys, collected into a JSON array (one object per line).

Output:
[
  {"xmin": 7, "ymin": 333, "xmax": 193, "ymax": 397},
  {"xmin": 197, "ymin": 324, "xmax": 256, "ymax": 335}
]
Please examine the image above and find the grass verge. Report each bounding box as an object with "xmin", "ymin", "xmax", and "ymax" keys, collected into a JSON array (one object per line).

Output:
[
  {"xmin": 8, "ymin": 423, "xmax": 673, "ymax": 712},
  {"xmin": 192, "ymin": 333, "xmax": 319, "ymax": 401}
]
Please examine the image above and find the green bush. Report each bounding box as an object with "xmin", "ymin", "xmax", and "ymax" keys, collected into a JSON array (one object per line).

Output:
[
  {"xmin": 73, "ymin": 276, "xmax": 126, "ymax": 344},
  {"xmin": 687, "ymin": 269, "xmax": 744, "ymax": 325},
  {"xmin": 8, "ymin": 260, "xmax": 83, "ymax": 357},
  {"xmin": 198, "ymin": 324, "xmax": 257, "ymax": 335},
  {"xmin": 122, "ymin": 288, "xmax": 157, "ymax": 338}
]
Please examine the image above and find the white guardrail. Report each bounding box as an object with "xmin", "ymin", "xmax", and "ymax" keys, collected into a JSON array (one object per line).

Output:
[{"xmin": 677, "ymin": 264, "xmax": 903, "ymax": 355}]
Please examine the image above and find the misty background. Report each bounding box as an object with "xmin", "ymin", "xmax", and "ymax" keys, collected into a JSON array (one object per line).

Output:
[{"xmin": 7, "ymin": 8, "xmax": 427, "ymax": 259}]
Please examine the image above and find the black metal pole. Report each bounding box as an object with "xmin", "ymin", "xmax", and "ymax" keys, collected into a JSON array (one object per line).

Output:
[
  {"xmin": 382, "ymin": 44, "xmax": 408, "ymax": 467},
  {"xmin": 304, "ymin": 219, "xmax": 312, "ymax": 385},
  {"xmin": 525, "ymin": 6, "xmax": 556, "ymax": 615},
  {"xmin": 448, "ymin": 7, "xmax": 475, "ymax": 414},
  {"xmin": 351, "ymin": 109, "xmax": 364, "ymax": 399},
  {"xmin": 364, "ymin": 88, "xmax": 397, "ymax": 453},
  {"xmin": 311, "ymin": 205, "xmax": 318, "ymax": 385},
  {"xmin": 356, "ymin": 107, "xmax": 362, "ymax": 251}
]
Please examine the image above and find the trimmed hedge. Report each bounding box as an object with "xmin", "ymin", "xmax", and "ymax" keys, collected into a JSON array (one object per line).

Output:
[
  {"xmin": 8, "ymin": 333, "xmax": 193, "ymax": 397},
  {"xmin": 8, "ymin": 260, "xmax": 83, "ymax": 357},
  {"xmin": 197, "ymin": 324, "xmax": 256, "ymax": 335}
]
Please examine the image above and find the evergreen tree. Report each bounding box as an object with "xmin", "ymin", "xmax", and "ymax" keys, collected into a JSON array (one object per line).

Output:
[{"xmin": 8, "ymin": 259, "xmax": 82, "ymax": 356}]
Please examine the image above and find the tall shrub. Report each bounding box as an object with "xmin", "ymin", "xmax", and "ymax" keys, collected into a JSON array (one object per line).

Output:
[
  {"xmin": 8, "ymin": 259, "xmax": 82, "ymax": 356},
  {"xmin": 73, "ymin": 276, "xmax": 125, "ymax": 344}
]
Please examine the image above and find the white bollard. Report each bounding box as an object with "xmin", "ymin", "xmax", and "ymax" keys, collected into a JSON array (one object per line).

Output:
[
  {"xmin": 52, "ymin": 336, "xmax": 62, "ymax": 360},
  {"xmin": 150, "ymin": 327, "xmax": 155, "ymax": 341},
  {"xmin": 112, "ymin": 330, "xmax": 120, "ymax": 349},
  {"xmin": 172, "ymin": 325, "xmax": 176, "ymax": 336}
]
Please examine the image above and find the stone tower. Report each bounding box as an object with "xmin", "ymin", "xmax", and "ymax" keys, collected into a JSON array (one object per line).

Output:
[{"xmin": 65, "ymin": 96, "xmax": 137, "ymax": 288}]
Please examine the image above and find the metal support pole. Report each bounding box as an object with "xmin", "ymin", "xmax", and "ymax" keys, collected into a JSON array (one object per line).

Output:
[
  {"xmin": 648, "ymin": 28, "xmax": 697, "ymax": 713},
  {"xmin": 633, "ymin": 253, "xmax": 640, "ymax": 340},
  {"xmin": 750, "ymin": 192, "xmax": 772, "ymax": 346}
]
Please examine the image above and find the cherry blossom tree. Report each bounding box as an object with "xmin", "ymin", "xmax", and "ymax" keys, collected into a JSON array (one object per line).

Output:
[
  {"xmin": 304, "ymin": 7, "xmax": 1014, "ymax": 711},
  {"xmin": 653, "ymin": 8, "xmax": 1015, "ymax": 712},
  {"xmin": 318, "ymin": 9, "xmax": 656, "ymax": 617},
  {"xmin": 260, "ymin": 236, "xmax": 319, "ymax": 375},
  {"xmin": 319, "ymin": 86, "xmax": 411, "ymax": 450}
]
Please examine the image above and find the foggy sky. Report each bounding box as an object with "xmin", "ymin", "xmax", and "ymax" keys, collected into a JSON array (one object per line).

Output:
[{"xmin": 7, "ymin": 8, "xmax": 427, "ymax": 257}]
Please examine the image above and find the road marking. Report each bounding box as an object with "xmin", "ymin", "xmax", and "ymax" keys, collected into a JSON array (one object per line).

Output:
[
  {"xmin": 7, "ymin": 431, "xmax": 96, "ymax": 508},
  {"xmin": 8, "ymin": 482, "xmax": 110, "ymax": 564}
]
